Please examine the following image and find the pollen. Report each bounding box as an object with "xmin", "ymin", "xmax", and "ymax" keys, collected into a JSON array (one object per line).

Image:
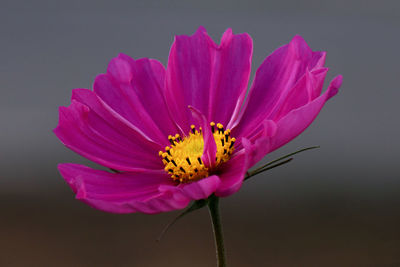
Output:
[{"xmin": 159, "ymin": 122, "xmax": 235, "ymax": 183}]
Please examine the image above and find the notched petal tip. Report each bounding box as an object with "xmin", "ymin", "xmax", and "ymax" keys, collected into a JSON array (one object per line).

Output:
[
  {"xmin": 55, "ymin": 101, "xmax": 89, "ymax": 133},
  {"xmin": 117, "ymin": 53, "xmax": 134, "ymax": 61},
  {"xmin": 332, "ymin": 74, "xmax": 343, "ymax": 87},
  {"xmin": 327, "ymin": 75, "xmax": 343, "ymax": 100},
  {"xmin": 174, "ymin": 25, "xmax": 208, "ymax": 40},
  {"xmin": 196, "ymin": 25, "xmax": 207, "ymax": 33},
  {"xmin": 290, "ymin": 35, "xmax": 311, "ymax": 49},
  {"xmin": 288, "ymin": 35, "xmax": 313, "ymax": 59},
  {"xmin": 219, "ymin": 28, "xmax": 253, "ymax": 49},
  {"xmin": 219, "ymin": 28, "xmax": 233, "ymax": 48},
  {"xmin": 291, "ymin": 34, "xmax": 306, "ymax": 42},
  {"xmin": 57, "ymin": 163, "xmax": 81, "ymax": 194},
  {"xmin": 106, "ymin": 57, "xmax": 133, "ymax": 84},
  {"xmin": 224, "ymin": 27, "xmax": 233, "ymax": 35}
]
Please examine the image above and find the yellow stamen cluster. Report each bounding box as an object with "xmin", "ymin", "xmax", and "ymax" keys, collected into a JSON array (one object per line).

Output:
[{"xmin": 159, "ymin": 122, "xmax": 236, "ymax": 183}]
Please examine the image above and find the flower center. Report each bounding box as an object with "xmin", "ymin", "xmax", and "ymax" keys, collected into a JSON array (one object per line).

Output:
[{"xmin": 159, "ymin": 122, "xmax": 236, "ymax": 183}]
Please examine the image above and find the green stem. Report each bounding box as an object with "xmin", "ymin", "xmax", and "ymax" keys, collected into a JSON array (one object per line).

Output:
[{"xmin": 208, "ymin": 195, "xmax": 226, "ymax": 267}]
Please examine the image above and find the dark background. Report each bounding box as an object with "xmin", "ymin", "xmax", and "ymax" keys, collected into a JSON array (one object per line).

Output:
[{"xmin": 1, "ymin": 0, "xmax": 399, "ymax": 266}]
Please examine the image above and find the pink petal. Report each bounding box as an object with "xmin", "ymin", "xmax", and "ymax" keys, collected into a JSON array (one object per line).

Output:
[
  {"xmin": 190, "ymin": 106, "xmax": 217, "ymax": 169},
  {"xmin": 240, "ymin": 120, "xmax": 277, "ymax": 168},
  {"xmin": 270, "ymin": 67, "xmax": 329, "ymax": 121},
  {"xmin": 165, "ymin": 27, "xmax": 212, "ymax": 133},
  {"xmin": 71, "ymin": 88, "xmax": 159, "ymax": 147},
  {"xmin": 235, "ymin": 75, "xmax": 341, "ymax": 168},
  {"xmin": 269, "ymin": 75, "xmax": 343, "ymax": 152},
  {"xmin": 170, "ymin": 175, "xmax": 221, "ymax": 200},
  {"xmin": 93, "ymin": 73, "xmax": 165, "ymax": 144},
  {"xmin": 54, "ymin": 100, "xmax": 163, "ymax": 172},
  {"xmin": 94, "ymin": 55, "xmax": 178, "ymax": 145},
  {"xmin": 58, "ymin": 163, "xmax": 190, "ymax": 214},
  {"xmin": 208, "ymin": 28, "xmax": 253, "ymax": 127},
  {"xmin": 107, "ymin": 56, "xmax": 132, "ymax": 84},
  {"xmin": 232, "ymin": 35, "xmax": 326, "ymax": 138},
  {"xmin": 215, "ymin": 149, "xmax": 249, "ymax": 197},
  {"xmin": 118, "ymin": 55, "xmax": 180, "ymax": 137},
  {"xmin": 165, "ymin": 27, "xmax": 253, "ymax": 133}
]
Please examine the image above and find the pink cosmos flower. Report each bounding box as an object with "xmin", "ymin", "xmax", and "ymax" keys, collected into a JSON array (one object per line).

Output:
[{"xmin": 55, "ymin": 27, "xmax": 342, "ymax": 214}]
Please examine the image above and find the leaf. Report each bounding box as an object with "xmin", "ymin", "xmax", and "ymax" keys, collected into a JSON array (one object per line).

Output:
[
  {"xmin": 245, "ymin": 158, "xmax": 293, "ymax": 180},
  {"xmin": 157, "ymin": 199, "xmax": 208, "ymax": 241},
  {"xmin": 245, "ymin": 146, "xmax": 320, "ymax": 180}
]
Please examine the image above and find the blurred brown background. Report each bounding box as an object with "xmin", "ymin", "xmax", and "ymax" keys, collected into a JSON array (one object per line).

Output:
[{"xmin": 1, "ymin": 0, "xmax": 399, "ymax": 266}]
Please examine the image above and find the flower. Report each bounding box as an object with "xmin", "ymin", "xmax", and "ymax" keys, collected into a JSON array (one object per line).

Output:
[{"xmin": 55, "ymin": 27, "xmax": 342, "ymax": 214}]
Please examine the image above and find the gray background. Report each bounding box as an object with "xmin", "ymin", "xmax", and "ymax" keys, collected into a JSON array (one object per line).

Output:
[{"xmin": 1, "ymin": 0, "xmax": 399, "ymax": 266}]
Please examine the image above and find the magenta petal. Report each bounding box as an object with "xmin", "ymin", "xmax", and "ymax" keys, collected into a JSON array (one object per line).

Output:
[
  {"xmin": 208, "ymin": 28, "xmax": 253, "ymax": 127},
  {"xmin": 107, "ymin": 57, "xmax": 133, "ymax": 84},
  {"xmin": 58, "ymin": 163, "xmax": 190, "ymax": 214},
  {"xmin": 165, "ymin": 27, "xmax": 253, "ymax": 133},
  {"xmin": 94, "ymin": 53, "xmax": 181, "ymax": 146},
  {"xmin": 94, "ymin": 73, "xmax": 166, "ymax": 144},
  {"xmin": 233, "ymin": 35, "xmax": 326, "ymax": 138},
  {"xmin": 215, "ymin": 150, "xmax": 249, "ymax": 197},
  {"xmin": 189, "ymin": 106, "xmax": 217, "ymax": 168},
  {"xmin": 71, "ymin": 88, "xmax": 159, "ymax": 148},
  {"xmin": 165, "ymin": 27, "xmax": 212, "ymax": 133},
  {"xmin": 117, "ymin": 55, "xmax": 180, "ymax": 137},
  {"xmin": 270, "ymin": 67, "xmax": 329, "ymax": 121},
  {"xmin": 269, "ymin": 75, "xmax": 343, "ymax": 152},
  {"xmin": 54, "ymin": 100, "xmax": 162, "ymax": 171},
  {"xmin": 240, "ymin": 120, "xmax": 277, "ymax": 168},
  {"xmin": 178, "ymin": 175, "xmax": 221, "ymax": 200}
]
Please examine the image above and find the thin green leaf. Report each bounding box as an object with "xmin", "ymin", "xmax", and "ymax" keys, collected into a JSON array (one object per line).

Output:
[
  {"xmin": 157, "ymin": 199, "xmax": 208, "ymax": 242},
  {"xmin": 250, "ymin": 146, "xmax": 320, "ymax": 174},
  {"xmin": 245, "ymin": 158, "xmax": 293, "ymax": 180}
]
